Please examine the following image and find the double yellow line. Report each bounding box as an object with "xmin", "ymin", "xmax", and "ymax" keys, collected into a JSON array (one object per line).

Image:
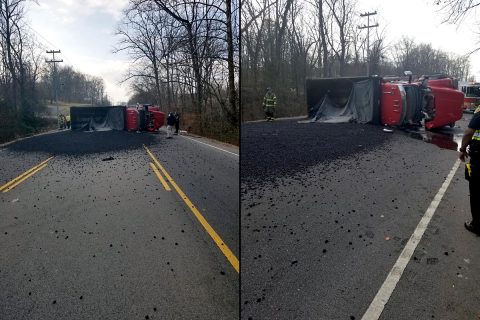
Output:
[
  {"xmin": 144, "ymin": 145, "xmax": 239, "ymax": 273},
  {"xmin": 149, "ymin": 162, "xmax": 171, "ymax": 191},
  {"xmin": 0, "ymin": 156, "xmax": 54, "ymax": 193}
]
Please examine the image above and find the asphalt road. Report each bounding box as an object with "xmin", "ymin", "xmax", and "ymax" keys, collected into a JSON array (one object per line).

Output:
[
  {"xmin": 0, "ymin": 130, "xmax": 239, "ymax": 319},
  {"xmin": 241, "ymin": 115, "xmax": 480, "ymax": 320}
]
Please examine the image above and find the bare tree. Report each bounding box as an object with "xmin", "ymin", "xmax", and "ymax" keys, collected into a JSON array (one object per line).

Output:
[
  {"xmin": 115, "ymin": 3, "xmax": 173, "ymax": 107},
  {"xmin": 436, "ymin": 0, "xmax": 480, "ymax": 54},
  {"xmin": 436, "ymin": 0, "xmax": 480, "ymax": 23},
  {"xmin": 116, "ymin": 0, "xmax": 238, "ymax": 140},
  {"xmin": 324, "ymin": 0, "xmax": 355, "ymax": 76},
  {"xmin": 0, "ymin": 0, "xmax": 27, "ymax": 111}
]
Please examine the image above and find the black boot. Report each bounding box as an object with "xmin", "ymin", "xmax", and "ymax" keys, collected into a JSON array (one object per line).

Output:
[{"xmin": 464, "ymin": 221, "xmax": 480, "ymax": 235}]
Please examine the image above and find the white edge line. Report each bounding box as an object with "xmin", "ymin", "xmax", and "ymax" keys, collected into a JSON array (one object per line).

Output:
[
  {"xmin": 361, "ymin": 159, "xmax": 461, "ymax": 320},
  {"xmin": 181, "ymin": 135, "xmax": 239, "ymax": 157}
]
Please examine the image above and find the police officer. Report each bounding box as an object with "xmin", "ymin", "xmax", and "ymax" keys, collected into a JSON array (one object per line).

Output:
[
  {"xmin": 263, "ymin": 87, "xmax": 277, "ymax": 121},
  {"xmin": 174, "ymin": 112, "xmax": 180, "ymax": 135},
  {"xmin": 166, "ymin": 112, "xmax": 176, "ymax": 139},
  {"xmin": 459, "ymin": 105, "xmax": 480, "ymax": 234}
]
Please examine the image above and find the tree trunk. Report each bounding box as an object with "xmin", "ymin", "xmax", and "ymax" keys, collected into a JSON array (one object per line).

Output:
[
  {"xmin": 319, "ymin": 1, "xmax": 329, "ymax": 77},
  {"xmin": 225, "ymin": 0, "xmax": 237, "ymax": 126}
]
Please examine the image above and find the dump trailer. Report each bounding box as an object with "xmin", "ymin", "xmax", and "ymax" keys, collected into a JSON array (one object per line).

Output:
[
  {"xmin": 70, "ymin": 106, "xmax": 126, "ymax": 131},
  {"xmin": 306, "ymin": 75, "xmax": 464, "ymax": 130}
]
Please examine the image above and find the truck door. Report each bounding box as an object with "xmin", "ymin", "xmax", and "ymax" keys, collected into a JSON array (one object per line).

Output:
[{"xmin": 381, "ymin": 83, "xmax": 406, "ymax": 126}]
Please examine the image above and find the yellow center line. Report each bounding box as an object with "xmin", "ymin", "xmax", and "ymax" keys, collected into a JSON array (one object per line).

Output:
[
  {"xmin": 144, "ymin": 145, "xmax": 239, "ymax": 273},
  {"xmin": 0, "ymin": 156, "xmax": 54, "ymax": 192},
  {"xmin": 3, "ymin": 163, "xmax": 49, "ymax": 193},
  {"xmin": 149, "ymin": 162, "xmax": 171, "ymax": 191}
]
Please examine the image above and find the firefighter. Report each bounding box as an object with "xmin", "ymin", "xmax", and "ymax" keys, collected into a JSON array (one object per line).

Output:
[
  {"xmin": 58, "ymin": 114, "xmax": 65, "ymax": 129},
  {"xmin": 263, "ymin": 87, "xmax": 277, "ymax": 121},
  {"xmin": 459, "ymin": 105, "xmax": 480, "ymax": 234}
]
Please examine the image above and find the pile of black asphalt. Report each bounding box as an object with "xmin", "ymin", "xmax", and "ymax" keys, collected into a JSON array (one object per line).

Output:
[
  {"xmin": 5, "ymin": 130, "xmax": 157, "ymax": 155},
  {"xmin": 241, "ymin": 120, "xmax": 392, "ymax": 183}
]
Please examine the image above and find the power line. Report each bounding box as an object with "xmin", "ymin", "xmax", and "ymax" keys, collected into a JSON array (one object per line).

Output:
[
  {"xmin": 25, "ymin": 23, "xmax": 59, "ymax": 50},
  {"xmin": 25, "ymin": 23, "xmax": 73, "ymax": 65},
  {"xmin": 359, "ymin": 11, "xmax": 379, "ymax": 76}
]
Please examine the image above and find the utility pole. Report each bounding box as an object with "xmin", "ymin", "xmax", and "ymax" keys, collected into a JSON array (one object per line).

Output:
[
  {"xmin": 358, "ymin": 11, "xmax": 378, "ymax": 76},
  {"xmin": 45, "ymin": 50, "xmax": 63, "ymax": 116}
]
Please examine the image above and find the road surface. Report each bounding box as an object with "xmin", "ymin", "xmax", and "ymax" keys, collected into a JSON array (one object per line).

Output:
[
  {"xmin": 241, "ymin": 115, "xmax": 480, "ymax": 320},
  {"xmin": 0, "ymin": 130, "xmax": 239, "ymax": 319}
]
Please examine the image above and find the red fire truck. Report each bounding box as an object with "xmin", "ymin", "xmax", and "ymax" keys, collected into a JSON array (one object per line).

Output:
[{"xmin": 459, "ymin": 82, "xmax": 480, "ymax": 112}]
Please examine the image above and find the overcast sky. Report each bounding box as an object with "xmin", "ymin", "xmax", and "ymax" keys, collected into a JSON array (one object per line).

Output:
[
  {"xmin": 357, "ymin": 0, "xmax": 480, "ymax": 80},
  {"xmin": 26, "ymin": 0, "xmax": 480, "ymax": 105},
  {"xmin": 27, "ymin": 0, "xmax": 130, "ymax": 104}
]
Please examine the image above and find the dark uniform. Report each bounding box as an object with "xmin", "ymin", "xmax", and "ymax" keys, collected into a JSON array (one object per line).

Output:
[
  {"xmin": 174, "ymin": 113, "xmax": 180, "ymax": 135},
  {"xmin": 166, "ymin": 112, "xmax": 176, "ymax": 139},
  {"xmin": 463, "ymin": 106, "xmax": 480, "ymax": 233}
]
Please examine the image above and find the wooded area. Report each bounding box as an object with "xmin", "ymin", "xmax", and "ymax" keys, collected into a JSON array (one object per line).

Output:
[
  {"xmin": 0, "ymin": 0, "xmax": 45, "ymax": 141},
  {"xmin": 0, "ymin": 0, "xmax": 111, "ymax": 142},
  {"xmin": 242, "ymin": 0, "xmax": 473, "ymax": 121},
  {"xmin": 115, "ymin": 0, "xmax": 239, "ymax": 144},
  {"xmin": 47, "ymin": 65, "xmax": 110, "ymax": 106}
]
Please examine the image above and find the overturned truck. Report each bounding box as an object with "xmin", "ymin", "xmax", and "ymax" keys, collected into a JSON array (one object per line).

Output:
[
  {"xmin": 306, "ymin": 75, "xmax": 464, "ymax": 130},
  {"xmin": 70, "ymin": 105, "xmax": 165, "ymax": 132}
]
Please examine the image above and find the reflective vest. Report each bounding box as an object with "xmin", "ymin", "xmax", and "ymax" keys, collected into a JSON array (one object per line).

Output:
[
  {"xmin": 473, "ymin": 107, "xmax": 480, "ymax": 141},
  {"xmin": 263, "ymin": 93, "xmax": 276, "ymax": 108}
]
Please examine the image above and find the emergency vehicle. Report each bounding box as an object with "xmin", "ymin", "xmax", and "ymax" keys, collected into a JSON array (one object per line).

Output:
[{"xmin": 459, "ymin": 82, "xmax": 480, "ymax": 112}]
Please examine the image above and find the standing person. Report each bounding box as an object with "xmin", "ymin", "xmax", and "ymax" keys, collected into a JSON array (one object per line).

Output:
[
  {"xmin": 263, "ymin": 87, "xmax": 277, "ymax": 121},
  {"xmin": 58, "ymin": 114, "xmax": 65, "ymax": 129},
  {"xmin": 166, "ymin": 112, "xmax": 176, "ymax": 139},
  {"xmin": 174, "ymin": 112, "xmax": 180, "ymax": 135},
  {"xmin": 459, "ymin": 105, "xmax": 480, "ymax": 234},
  {"xmin": 66, "ymin": 113, "xmax": 71, "ymax": 129}
]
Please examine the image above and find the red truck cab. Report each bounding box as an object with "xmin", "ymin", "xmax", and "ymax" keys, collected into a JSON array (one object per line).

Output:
[
  {"xmin": 380, "ymin": 75, "xmax": 463, "ymax": 129},
  {"xmin": 125, "ymin": 104, "xmax": 165, "ymax": 132}
]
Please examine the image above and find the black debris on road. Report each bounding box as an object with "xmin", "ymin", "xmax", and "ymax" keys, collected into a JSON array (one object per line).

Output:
[
  {"xmin": 241, "ymin": 120, "xmax": 392, "ymax": 183},
  {"xmin": 0, "ymin": 130, "xmax": 239, "ymax": 319},
  {"xmin": 6, "ymin": 130, "xmax": 157, "ymax": 155}
]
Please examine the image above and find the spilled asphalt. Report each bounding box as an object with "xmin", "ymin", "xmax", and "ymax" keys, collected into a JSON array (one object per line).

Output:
[
  {"xmin": 241, "ymin": 116, "xmax": 480, "ymax": 320},
  {"xmin": 0, "ymin": 130, "xmax": 238, "ymax": 319}
]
